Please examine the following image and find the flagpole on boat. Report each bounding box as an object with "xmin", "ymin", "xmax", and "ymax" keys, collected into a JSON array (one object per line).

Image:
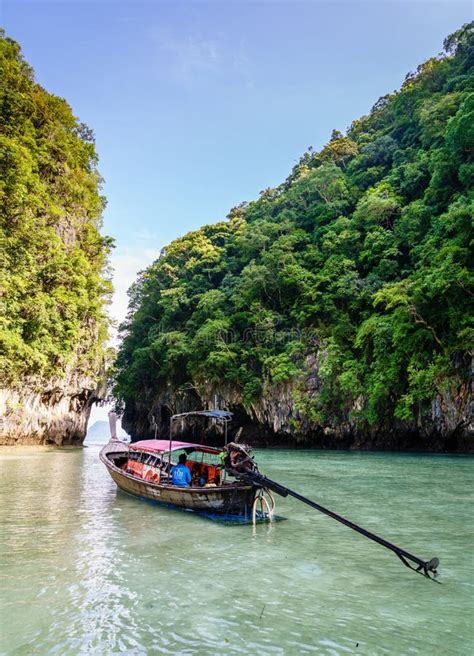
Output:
[
  {"xmin": 108, "ymin": 411, "xmax": 118, "ymax": 441},
  {"xmin": 168, "ymin": 416, "xmax": 173, "ymax": 477}
]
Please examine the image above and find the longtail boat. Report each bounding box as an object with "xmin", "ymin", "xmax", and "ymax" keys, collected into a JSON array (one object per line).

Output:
[
  {"xmin": 101, "ymin": 409, "xmax": 440, "ymax": 579},
  {"xmin": 100, "ymin": 410, "xmax": 263, "ymax": 519}
]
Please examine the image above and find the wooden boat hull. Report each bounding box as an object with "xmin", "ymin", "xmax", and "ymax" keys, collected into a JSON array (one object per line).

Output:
[{"xmin": 100, "ymin": 442, "xmax": 258, "ymax": 516}]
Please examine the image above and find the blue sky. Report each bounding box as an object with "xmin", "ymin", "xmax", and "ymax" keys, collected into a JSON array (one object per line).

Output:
[{"xmin": 2, "ymin": 1, "xmax": 471, "ymax": 426}]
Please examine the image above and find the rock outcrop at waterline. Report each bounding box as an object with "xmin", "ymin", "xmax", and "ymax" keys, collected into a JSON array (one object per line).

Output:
[
  {"xmin": 0, "ymin": 374, "xmax": 106, "ymax": 446},
  {"xmin": 121, "ymin": 367, "xmax": 473, "ymax": 452}
]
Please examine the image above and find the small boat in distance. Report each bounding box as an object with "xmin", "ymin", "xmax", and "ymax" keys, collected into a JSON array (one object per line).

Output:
[{"xmin": 100, "ymin": 410, "xmax": 264, "ymax": 520}]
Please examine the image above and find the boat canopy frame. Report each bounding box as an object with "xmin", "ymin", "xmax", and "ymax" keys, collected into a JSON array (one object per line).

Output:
[
  {"xmin": 171, "ymin": 410, "xmax": 233, "ymax": 421},
  {"xmin": 168, "ymin": 409, "xmax": 233, "ymax": 472},
  {"xmin": 130, "ymin": 439, "xmax": 220, "ymax": 456}
]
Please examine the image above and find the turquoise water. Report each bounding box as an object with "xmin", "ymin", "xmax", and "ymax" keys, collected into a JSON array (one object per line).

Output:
[{"xmin": 0, "ymin": 446, "xmax": 472, "ymax": 655}]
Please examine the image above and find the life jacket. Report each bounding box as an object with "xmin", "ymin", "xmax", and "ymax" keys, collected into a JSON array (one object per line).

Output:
[
  {"xmin": 143, "ymin": 465, "xmax": 160, "ymax": 483},
  {"xmin": 207, "ymin": 465, "xmax": 220, "ymax": 485},
  {"xmin": 127, "ymin": 459, "xmax": 144, "ymax": 478},
  {"xmin": 186, "ymin": 461, "xmax": 199, "ymax": 485}
]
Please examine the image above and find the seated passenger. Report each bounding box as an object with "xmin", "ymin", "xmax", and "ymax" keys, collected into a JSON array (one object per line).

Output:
[
  {"xmin": 171, "ymin": 453, "xmax": 192, "ymax": 487},
  {"xmin": 198, "ymin": 465, "xmax": 208, "ymax": 487}
]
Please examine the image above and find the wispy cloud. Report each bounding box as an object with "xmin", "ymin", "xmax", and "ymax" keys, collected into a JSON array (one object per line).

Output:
[
  {"xmin": 89, "ymin": 243, "xmax": 160, "ymax": 432},
  {"xmin": 151, "ymin": 28, "xmax": 253, "ymax": 88},
  {"xmin": 154, "ymin": 31, "xmax": 221, "ymax": 84},
  {"xmin": 107, "ymin": 244, "xmax": 161, "ymax": 343}
]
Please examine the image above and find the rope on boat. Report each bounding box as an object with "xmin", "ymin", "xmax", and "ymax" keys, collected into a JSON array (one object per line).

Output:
[{"xmin": 252, "ymin": 488, "xmax": 275, "ymax": 524}]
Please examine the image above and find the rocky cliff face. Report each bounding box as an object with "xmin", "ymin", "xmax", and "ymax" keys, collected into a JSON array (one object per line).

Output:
[
  {"xmin": 0, "ymin": 373, "xmax": 105, "ymax": 446},
  {"xmin": 122, "ymin": 362, "xmax": 473, "ymax": 453},
  {"xmin": 0, "ymin": 33, "xmax": 111, "ymax": 446}
]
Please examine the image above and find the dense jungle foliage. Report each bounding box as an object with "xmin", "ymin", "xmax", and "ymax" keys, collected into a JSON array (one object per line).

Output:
[
  {"xmin": 115, "ymin": 24, "xmax": 473, "ymax": 433},
  {"xmin": 0, "ymin": 31, "xmax": 112, "ymax": 387}
]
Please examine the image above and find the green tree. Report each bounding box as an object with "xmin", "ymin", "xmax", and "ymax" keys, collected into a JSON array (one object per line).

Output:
[{"xmin": 0, "ymin": 31, "xmax": 111, "ymax": 386}]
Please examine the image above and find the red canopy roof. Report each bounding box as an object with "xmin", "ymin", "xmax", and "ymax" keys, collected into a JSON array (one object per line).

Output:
[{"xmin": 129, "ymin": 439, "xmax": 220, "ymax": 455}]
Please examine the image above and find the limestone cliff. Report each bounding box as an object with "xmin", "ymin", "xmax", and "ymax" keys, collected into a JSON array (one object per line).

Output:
[
  {"xmin": 0, "ymin": 31, "xmax": 111, "ymax": 445},
  {"xmin": 0, "ymin": 373, "xmax": 106, "ymax": 446},
  {"xmin": 122, "ymin": 357, "xmax": 473, "ymax": 453}
]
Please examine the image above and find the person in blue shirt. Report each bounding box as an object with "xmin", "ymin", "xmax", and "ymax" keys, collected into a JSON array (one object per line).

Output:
[{"xmin": 171, "ymin": 453, "xmax": 192, "ymax": 487}]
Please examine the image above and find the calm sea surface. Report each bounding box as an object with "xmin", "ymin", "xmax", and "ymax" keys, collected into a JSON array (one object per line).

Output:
[{"xmin": 0, "ymin": 443, "xmax": 472, "ymax": 655}]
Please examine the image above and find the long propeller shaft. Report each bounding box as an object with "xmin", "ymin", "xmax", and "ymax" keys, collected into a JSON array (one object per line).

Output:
[{"xmin": 233, "ymin": 469, "xmax": 439, "ymax": 580}]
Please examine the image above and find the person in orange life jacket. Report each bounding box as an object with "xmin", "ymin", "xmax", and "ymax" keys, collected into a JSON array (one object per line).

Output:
[{"xmin": 171, "ymin": 453, "xmax": 192, "ymax": 487}]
